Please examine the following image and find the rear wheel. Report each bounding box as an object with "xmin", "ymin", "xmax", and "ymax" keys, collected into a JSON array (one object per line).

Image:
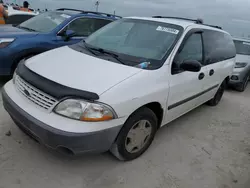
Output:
[
  {"xmin": 207, "ymin": 81, "xmax": 225, "ymax": 106},
  {"xmin": 235, "ymin": 74, "xmax": 249, "ymax": 92},
  {"xmin": 110, "ymin": 107, "xmax": 157, "ymax": 161}
]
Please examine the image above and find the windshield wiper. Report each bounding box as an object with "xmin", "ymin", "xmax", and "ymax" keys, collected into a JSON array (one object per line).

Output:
[
  {"xmin": 82, "ymin": 42, "xmax": 98, "ymax": 56},
  {"xmin": 88, "ymin": 46, "xmax": 126, "ymax": 65},
  {"xmin": 17, "ymin": 25, "xmax": 37, "ymax": 32}
]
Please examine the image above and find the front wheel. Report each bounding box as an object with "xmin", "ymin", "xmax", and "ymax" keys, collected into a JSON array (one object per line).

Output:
[
  {"xmin": 110, "ymin": 107, "xmax": 158, "ymax": 161},
  {"xmin": 207, "ymin": 81, "xmax": 225, "ymax": 106}
]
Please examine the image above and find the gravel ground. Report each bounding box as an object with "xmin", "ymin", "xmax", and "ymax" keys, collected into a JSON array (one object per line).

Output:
[{"xmin": 0, "ymin": 80, "xmax": 250, "ymax": 188}]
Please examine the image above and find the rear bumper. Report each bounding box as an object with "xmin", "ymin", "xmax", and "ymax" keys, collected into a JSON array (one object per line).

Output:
[{"xmin": 2, "ymin": 89, "xmax": 122, "ymax": 155}]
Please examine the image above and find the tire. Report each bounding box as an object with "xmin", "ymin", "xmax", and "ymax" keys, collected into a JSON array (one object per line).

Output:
[
  {"xmin": 235, "ymin": 74, "xmax": 249, "ymax": 92},
  {"xmin": 110, "ymin": 107, "xmax": 158, "ymax": 161},
  {"xmin": 207, "ymin": 81, "xmax": 226, "ymax": 106}
]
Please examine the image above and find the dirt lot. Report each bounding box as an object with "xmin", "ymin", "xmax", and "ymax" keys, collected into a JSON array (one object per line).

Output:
[{"xmin": 0, "ymin": 80, "xmax": 250, "ymax": 188}]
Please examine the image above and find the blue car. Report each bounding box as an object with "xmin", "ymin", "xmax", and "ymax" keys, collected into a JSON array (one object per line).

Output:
[{"xmin": 0, "ymin": 8, "xmax": 120, "ymax": 76}]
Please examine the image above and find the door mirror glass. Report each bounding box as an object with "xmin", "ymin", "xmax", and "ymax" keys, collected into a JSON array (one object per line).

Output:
[
  {"xmin": 65, "ymin": 30, "xmax": 75, "ymax": 38},
  {"xmin": 180, "ymin": 60, "xmax": 202, "ymax": 72},
  {"xmin": 58, "ymin": 29, "xmax": 75, "ymax": 41}
]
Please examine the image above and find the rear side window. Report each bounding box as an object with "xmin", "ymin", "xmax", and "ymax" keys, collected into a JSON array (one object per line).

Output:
[
  {"xmin": 6, "ymin": 15, "xmax": 34, "ymax": 25},
  {"xmin": 203, "ymin": 30, "xmax": 236, "ymax": 64},
  {"xmin": 234, "ymin": 40, "xmax": 250, "ymax": 55}
]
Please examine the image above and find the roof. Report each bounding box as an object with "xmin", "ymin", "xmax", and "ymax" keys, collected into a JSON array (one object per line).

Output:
[
  {"xmin": 125, "ymin": 16, "xmax": 225, "ymax": 32},
  {"xmin": 55, "ymin": 8, "xmax": 121, "ymax": 19},
  {"xmin": 233, "ymin": 37, "xmax": 250, "ymax": 43}
]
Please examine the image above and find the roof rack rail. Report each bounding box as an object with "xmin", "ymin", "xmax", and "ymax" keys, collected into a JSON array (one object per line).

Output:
[
  {"xmin": 152, "ymin": 16, "xmax": 222, "ymax": 29},
  {"xmin": 56, "ymin": 8, "xmax": 122, "ymax": 18},
  {"xmin": 152, "ymin": 16, "xmax": 203, "ymax": 24},
  {"xmin": 202, "ymin": 24, "xmax": 222, "ymax": 29}
]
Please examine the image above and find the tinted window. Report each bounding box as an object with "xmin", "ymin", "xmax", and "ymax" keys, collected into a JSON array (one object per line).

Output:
[
  {"xmin": 67, "ymin": 18, "xmax": 112, "ymax": 37},
  {"xmin": 203, "ymin": 30, "xmax": 236, "ymax": 64},
  {"xmin": 6, "ymin": 15, "xmax": 34, "ymax": 25},
  {"xmin": 172, "ymin": 33, "xmax": 203, "ymax": 73},
  {"xmin": 234, "ymin": 40, "xmax": 250, "ymax": 55}
]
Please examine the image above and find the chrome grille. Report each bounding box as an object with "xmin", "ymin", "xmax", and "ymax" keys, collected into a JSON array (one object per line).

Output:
[{"xmin": 15, "ymin": 75, "xmax": 58, "ymax": 110}]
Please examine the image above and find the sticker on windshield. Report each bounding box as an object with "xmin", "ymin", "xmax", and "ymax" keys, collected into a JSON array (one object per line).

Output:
[
  {"xmin": 156, "ymin": 26, "xmax": 179, "ymax": 34},
  {"xmin": 243, "ymin": 42, "xmax": 250, "ymax": 46},
  {"xmin": 60, "ymin": 14, "xmax": 71, "ymax": 19}
]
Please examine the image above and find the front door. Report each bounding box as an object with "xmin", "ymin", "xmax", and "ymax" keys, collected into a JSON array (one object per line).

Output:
[{"xmin": 165, "ymin": 31, "xmax": 207, "ymax": 123}]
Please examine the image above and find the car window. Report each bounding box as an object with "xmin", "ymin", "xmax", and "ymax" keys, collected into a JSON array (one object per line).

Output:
[
  {"xmin": 66, "ymin": 18, "xmax": 112, "ymax": 37},
  {"xmin": 203, "ymin": 30, "xmax": 236, "ymax": 64},
  {"xmin": 172, "ymin": 33, "xmax": 203, "ymax": 72},
  {"xmin": 19, "ymin": 12, "xmax": 70, "ymax": 32},
  {"xmin": 85, "ymin": 19, "xmax": 183, "ymax": 65},
  {"xmin": 234, "ymin": 40, "xmax": 250, "ymax": 55},
  {"xmin": 6, "ymin": 15, "xmax": 34, "ymax": 25}
]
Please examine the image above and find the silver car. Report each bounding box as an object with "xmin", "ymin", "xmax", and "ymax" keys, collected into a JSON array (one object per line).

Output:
[{"xmin": 229, "ymin": 38, "xmax": 250, "ymax": 92}]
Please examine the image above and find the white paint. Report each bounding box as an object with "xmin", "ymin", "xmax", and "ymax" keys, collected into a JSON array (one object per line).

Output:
[{"xmin": 4, "ymin": 18, "xmax": 235, "ymax": 136}]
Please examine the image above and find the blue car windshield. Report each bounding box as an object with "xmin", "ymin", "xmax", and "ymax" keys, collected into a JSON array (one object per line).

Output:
[
  {"xmin": 85, "ymin": 18, "xmax": 183, "ymax": 61},
  {"xmin": 19, "ymin": 12, "xmax": 71, "ymax": 33}
]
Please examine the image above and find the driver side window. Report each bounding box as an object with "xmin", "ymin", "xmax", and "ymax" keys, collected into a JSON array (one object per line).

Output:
[
  {"xmin": 172, "ymin": 33, "xmax": 203, "ymax": 74},
  {"xmin": 66, "ymin": 18, "xmax": 111, "ymax": 37}
]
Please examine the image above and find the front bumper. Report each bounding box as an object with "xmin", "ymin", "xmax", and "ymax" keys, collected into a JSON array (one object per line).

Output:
[
  {"xmin": 229, "ymin": 67, "xmax": 249, "ymax": 85},
  {"xmin": 2, "ymin": 88, "xmax": 122, "ymax": 155}
]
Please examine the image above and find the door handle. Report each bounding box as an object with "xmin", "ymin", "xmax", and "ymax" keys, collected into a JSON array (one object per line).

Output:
[
  {"xmin": 198, "ymin": 73, "xmax": 205, "ymax": 80},
  {"xmin": 209, "ymin": 69, "xmax": 214, "ymax": 76}
]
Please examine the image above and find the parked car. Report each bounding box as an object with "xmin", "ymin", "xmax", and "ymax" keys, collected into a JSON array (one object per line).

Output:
[
  {"xmin": 228, "ymin": 38, "xmax": 250, "ymax": 92},
  {"xmin": 0, "ymin": 8, "xmax": 121, "ymax": 76},
  {"xmin": 3, "ymin": 5, "xmax": 38, "ymax": 25},
  {"xmin": 2, "ymin": 16, "xmax": 236, "ymax": 161}
]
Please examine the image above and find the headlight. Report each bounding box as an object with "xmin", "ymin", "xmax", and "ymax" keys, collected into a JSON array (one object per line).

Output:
[
  {"xmin": 235, "ymin": 62, "xmax": 248, "ymax": 68},
  {"xmin": 0, "ymin": 38, "xmax": 15, "ymax": 48},
  {"xmin": 54, "ymin": 99, "xmax": 117, "ymax": 122}
]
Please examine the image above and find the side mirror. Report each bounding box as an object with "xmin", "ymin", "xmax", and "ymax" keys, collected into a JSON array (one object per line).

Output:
[
  {"xmin": 58, "ymin": 30, "xmax": 75, "ymax": 41},
  {"xmin": 180, "ymin": 60, "xmax": 202, "ymax": 72}
]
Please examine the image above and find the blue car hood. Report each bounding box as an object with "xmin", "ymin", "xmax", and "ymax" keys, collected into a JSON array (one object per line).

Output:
[{"xmin": 0, "ymin": 25, "xmax": 38, "ymax": 37}]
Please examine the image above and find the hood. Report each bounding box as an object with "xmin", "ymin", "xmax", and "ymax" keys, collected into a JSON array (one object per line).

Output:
[
  {"xmin": 0, "ymin": 25, "xmax": 38, "ymax": 37},
  {"xmin": 25, "ymin": 46, "xmax": 142, "ymax": 95},
  {"xmin": 236, "ymin": 54, "xmax": 250, "ymax": 63}
]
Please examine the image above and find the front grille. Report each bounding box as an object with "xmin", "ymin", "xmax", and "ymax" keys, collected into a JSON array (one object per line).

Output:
[{"xmin": 15, "ymin": 75, "xmax": 58, "ymax": 110}]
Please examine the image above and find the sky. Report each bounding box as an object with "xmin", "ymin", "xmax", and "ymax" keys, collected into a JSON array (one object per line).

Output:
[{"xmin": 4, "ymin": 0, "xmax": 250, "ymax": 37}]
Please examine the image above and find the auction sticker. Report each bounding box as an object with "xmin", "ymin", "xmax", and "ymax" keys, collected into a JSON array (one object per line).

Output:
[
  {"xmin": 156, "ymin": 26, "xmax": 179, "ymax": 34},
  {"xmin": 61, "ymin": 14, "xmax": 71, "ymax": 19}
]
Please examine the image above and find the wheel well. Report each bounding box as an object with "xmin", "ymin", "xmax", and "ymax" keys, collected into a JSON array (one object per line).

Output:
[
  {"xmin": 11, "ymin": 53, "xmax": 38, "ymax": 73},
  {"xmin": 143, "ymin": 102, "xmax": 164, "ymax": 129},
  {"xmin": 224, "ymin": 76, "xmax": 230, "ymax": 87}
]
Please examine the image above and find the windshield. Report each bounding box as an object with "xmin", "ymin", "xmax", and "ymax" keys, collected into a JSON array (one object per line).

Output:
[
  {"xmin": 234, "ymin": 40, "xmax": 250, "ymax": 55},
  {"xmin": 84, "ymin": 19, "xmax": 183, "ymax": 69},
  {"xmin": 19, "ymin": 12, "xmax": 71, "ymax": 32}
]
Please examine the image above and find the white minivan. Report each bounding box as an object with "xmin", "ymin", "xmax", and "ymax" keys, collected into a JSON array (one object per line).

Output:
[{"xmin": 2, "ymin": 16, "xmax": 236, "ymax": 161}]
